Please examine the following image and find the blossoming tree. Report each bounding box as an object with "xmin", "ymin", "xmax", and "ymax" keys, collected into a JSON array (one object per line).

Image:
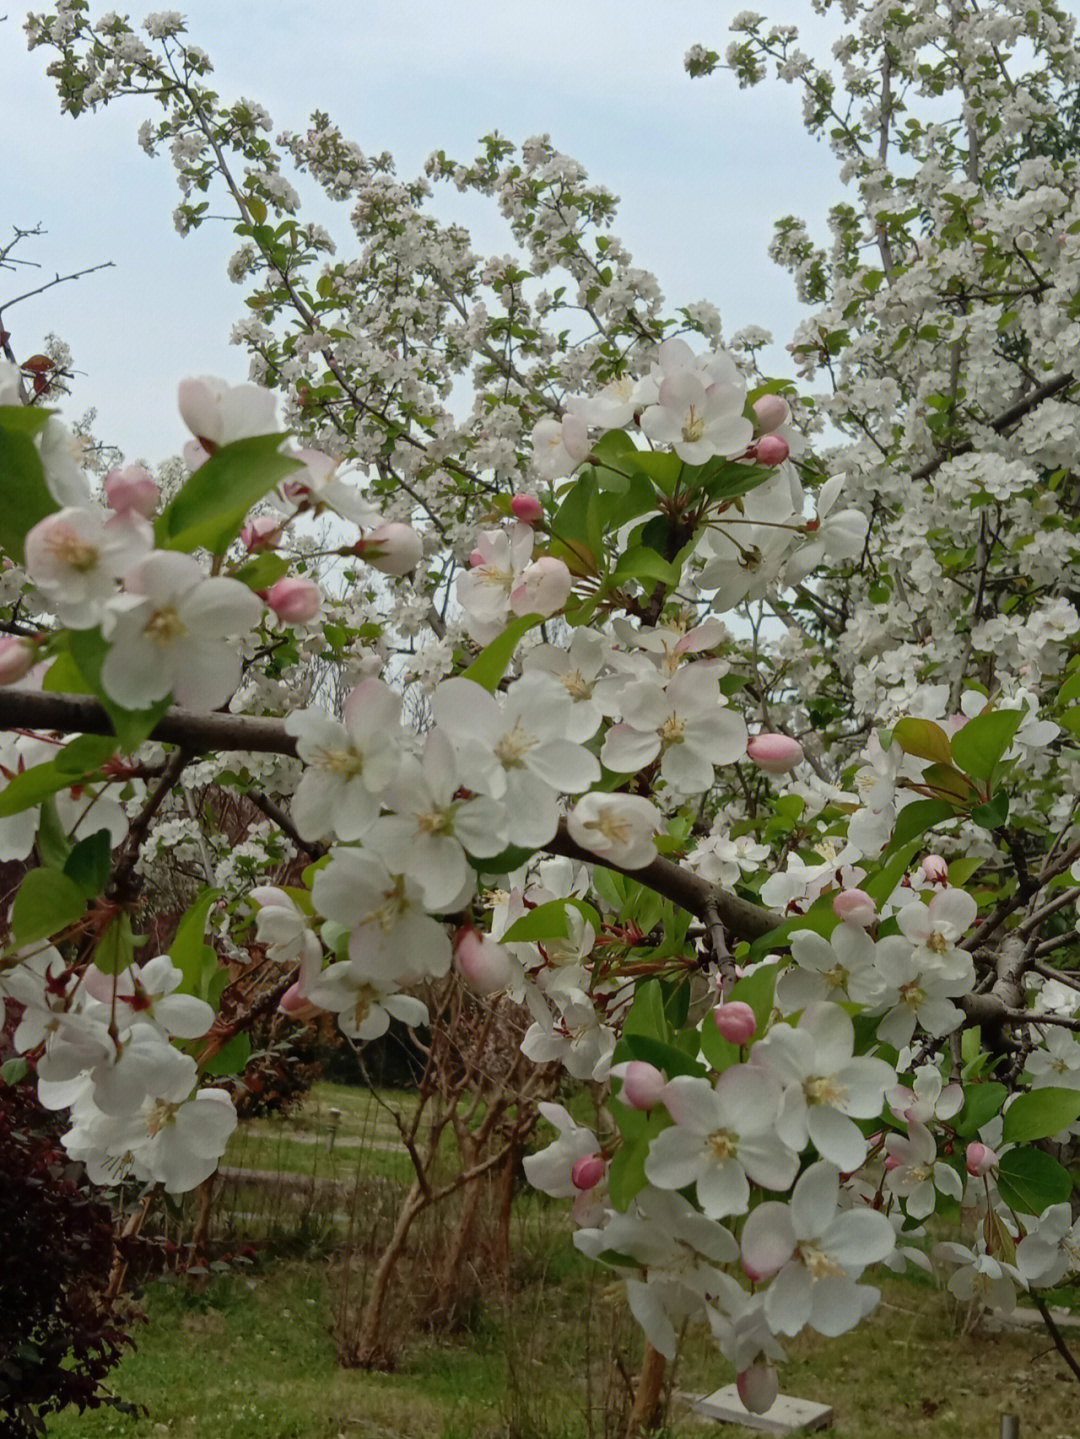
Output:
[{"xmin": 4, "ymin": 0, "xmax": 1080, "ymax": 1427}]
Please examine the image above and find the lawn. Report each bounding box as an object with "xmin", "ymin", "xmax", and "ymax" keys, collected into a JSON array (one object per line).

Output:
[
  {"xmin": 44, "ymin": 1245, "xmax": 1080, "ymax": 1438},
  {"xmin": 40, "ymin": 1081, "xmax": 1080, "ymax": 1438}
]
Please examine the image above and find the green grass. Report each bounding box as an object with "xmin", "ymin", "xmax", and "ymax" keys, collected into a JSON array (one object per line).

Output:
[{"xmin": 44, "ymin": 1243, "xmax": 1080, "ymax": 1439}]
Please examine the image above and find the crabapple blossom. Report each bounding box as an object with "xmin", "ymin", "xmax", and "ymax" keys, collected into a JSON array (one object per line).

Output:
[
  {"xmin": 601, "ymin": 662, "xmax": 747, "ymax": 795},
  {"xmin": 775, "ymin": 924, "xmax": 880, "ymax": 1013},
  {"xmin": 1026, "ymin": 1029, "xmax": 1080, "ymax": 1091},
  {"xmin": 285, "ymin": 679, "xmax": 404, "ymax": 842},
  {"xmin": 883, "ymin": 1120, "xmax": 963, "ymax": 1218},
  {"xmin": 455, "ymin": 522, "xmax": 533, "ymax": 642},
  {"xmin": 750, "ymin": 1003, "xmax": 894, "ymax": 1172},
  {"xmin": 523, "ymin": 1103, "xmax": 601, "ymax": 1198},
  {"xmin": 312, "ymin": 847, "xmax": 452, "ymax": 983},
  {"xmin": 566, "ymin": 792, "xmax": 660, "ymax": 869},
  {"xmin": 644, "ymin": 1068, "xmax": 798, "ymax": 1219},
  {"xmin": 305, "ymin": 963, "xmax": 429, "ymax": 1041},
  {"xmin": 431, "ymin": 675, "xmax": 600, "ymax": 846},
  {"xmin": 240, "ymin": 515, "xmax": 283, "ymax": 550},
  {"xmin": 177, "ymin": 374, "xmax": 279, "ymax": 450},
  {"xmin": 79, "ymin": 956, "xmax": 214, "ymax": 1040},
  {"xmin": 531, "ymin": 409, "xmax": 589, "ymax": 480},
  {"xmin": 248, "ymin": 886, "xmax": 322, "ymax": 982},
  {"xmin": 921, "ymin": 855, "xmax": 949, "ymax": 884},
  {"xmin": 932, "ymin": 1241, "xmax": 1025, "ymax": 1315},
  {"xmin": 740, "ymin": 1163, "xmax": 895, "ymax": 1337},
  {"xmin": 1015, "ymin": 1204, "xmax": 1080, "ymax": 1288},
  {"xmin": 24, "ymin": 506, "xmax": 152, "ymax": 629},
  {"xmin": 100, "ymin": 551, "xmax": 263, "ymax": 710}
]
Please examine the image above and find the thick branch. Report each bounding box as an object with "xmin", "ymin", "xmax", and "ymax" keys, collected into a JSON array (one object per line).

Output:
[
  {"xmin": 910, "ymin": 371, "xmax": 1075, "ymax": 483},
  {"xmin": 544, "ymin": 822, "xmax": 781, "ymax": 942},
  {"xmin": 0, "ymin": 690, "xmax": 298, "ymax": 756}
]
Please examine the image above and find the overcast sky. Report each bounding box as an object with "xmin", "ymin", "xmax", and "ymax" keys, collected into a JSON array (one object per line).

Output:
[{"xmin": 4, "ymin": 2, "xmax": 852, "ymax": 464}]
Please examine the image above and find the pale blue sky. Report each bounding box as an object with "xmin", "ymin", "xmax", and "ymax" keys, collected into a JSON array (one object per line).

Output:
[{"xmin": 4, "ymin": 2, "xmax": 848, "ymax": 463}]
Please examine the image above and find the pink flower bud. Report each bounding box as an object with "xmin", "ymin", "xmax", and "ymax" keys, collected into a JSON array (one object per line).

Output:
[
  {"xmin": 510, "ymin": 556, "xmax": 572, "ymax": 618},
  {"xmin": 622, "ymin": 1060, "xmax": 667, "ymax": 1111},
  {"xmin": 360, "ymin": 522, "xmax": 423, "ymax": 576},
  {"xmin": 571, "ymin": 1153, "xmax": 606, "ymax": 1191},
  {"xmin": 966, "ymin": 1142, "xmax": 999, "ymax": 1178},
  {"xmin": 746, "ymin": 733, "xmax": 804, "ymax": 775},
  {"xmin": 240, "ymin": 515, "xmax": 283, "ymax": 551},
  {"xmin": 755, "ymin": 434, "xmax": 790, "ymax": 466},
  {"xmin": 737, "ymin": 1364, "xmax": 779, "ymax": 1416},
  {"xmin": 921, "ymin": 854, "xmax": 949, "ymax": 884},
  {"xmin": 469, "ymin": 549, "xmax": 485, "ymax": 567},
  {"xmin": 883, "ymin": 1152, "xmax": 904, "ymax": 1172},
  {"xmin": 833, "ymin": 888, "xmax": 877, "ymax": 927},
  {"xmin": 279, "ymin": 982, "xmax": 319, "ymax": 1020},
  {"xmin": 103, "ymin": 464, "xmax": 159, "ymax": 518},
  {"xmin": 454, "ymin": 927, "xmax": 512, "ymax": 995},
  {"xmin": 713, "ymin": 1001, "xmax": 757, "ymax": 1045},
  {"xmin": 264, "ymin": 577, "xmax": 322, "ymax": 624},
  {"xmin": 511, "ymin": 493, "xmax": 544, "ymax": 525},
  {"xmin": 0, "ymin": 637, "xmax": 36, "ymax": 686},
  {"xmin": 752, "ymin": 395, "xmax": 790, "ymax": 434}
]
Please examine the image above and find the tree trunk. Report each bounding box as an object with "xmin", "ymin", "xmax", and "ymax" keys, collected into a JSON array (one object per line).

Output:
[
  {"xmin": 623, "ymin": 1343, "xmax": 666, "ymax": 1439},
  {"xmin": 493, "ymin": 1135, "xmax": 519, "ymax": 1284},
  {"xmin": 428, "ymin": 1171, "xmax": 485, "ymax": 1325},
  {"xmin": 350, "ymin": 1180, "xmax": 425, "ymax": 1368}
]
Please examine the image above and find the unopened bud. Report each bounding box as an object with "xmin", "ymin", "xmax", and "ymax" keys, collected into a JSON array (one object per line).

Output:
[
  {"xmin": 264, "ymin": 577, "xmax": 321, "ymax": 624},
  {"xmin": 571, "ymin": 1153, "xmax": 605, "ymax": 1191},
  {"xmin": 755, "ymin": 434, "xmax": 790, "ymax": 466},
  {"xmin": 358, "ymin": 522, "xmax": 423, "ymax": 576},
  {"xmin": 454, "ymin": 927, "xmax": 512, "ymax": 995},
  {"xmin": 241, "ymin": 515, "xmax": 283, "ymax": 551},
  {"xmin": 511, "ymin": 493, "xmax": 544, "ymax": 525},
  {"xmin": 921, "ymin": 854, "xmax": 949, "ymax": 884},
  {"xmin": 966, "ymin": 1142, "xmax": 999, "ymax": 1178},
  {"xmin": 833, "ymin": 888, "xmax": 877, "ymax": 927},
  {"xmin": 279, "ymin": 982, "xmax": 319, "ymax": 1020},
  {"xmin": 103, "ymin": 464, "xmax": 159, "ymax": 518},
  {"xmin": 622, "ymin": 1060, "xmax": 667, "ymax": 1111},
  {"xmin": 752, "ymin": 395, "xmax": 790, "ymax": 434},
  {"xmin": 713, "ymin": 1001, "xmax": 757, "ymax": 1045},
  {"xmin": 746, "ymin": 733, "xmax": 804, "ymax": 775},
  {"xmin": 737, "ymin": 1363, "xmax": 779, "ymax": 1416},
  {"xmin": 0, "ymin": 636, "xmax": 36, "ymax": 686},
  {"xmin": 510, "ymin": 555, "xmax": 572, "ymax": 618}
]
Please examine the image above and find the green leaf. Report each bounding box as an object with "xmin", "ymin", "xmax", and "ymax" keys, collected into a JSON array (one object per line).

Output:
[
  {"xmin": 36, "ymin": 796, "xmax": 72, "ymax": 870},
  {"xmin": 1002, "ymin": 1087, "xmax": 1080, "ymax": 1144},
  {"xmin": 996, "ymin": 1146, "xmax": 1074, "ymax": 1216},
  {"xmin": 610, "ymin": 545, "xmax": 680, "ymax": 589},
  {"xmin": 550, "ymin": 469, "xmax": 602, "ymax": 568},
  {"xmin": 0, "ymin": 416, "xmax": 58, "ymax": 563},
  {"xmin": 622, "ymin": 979, "xmax": 668, "ymax": 1042},
  {"xmin": 1, "ymin": 1057, "xmax": 30, "ymax": 1085},
  {"xmin": 606, "ymin": 1130, "xmax": 650, "ymax": 1211},
  {"xmin": 0, "ymin": 405, "xmax": 53, "ymax": 437},
  {"xmin": 68, "ymin": 628, "xmax": 170, "ymax": 751},
  {"xmin": 1056, "ymin": 671, "xmax": 1080, "ymax": 707},
  {"xmin": 501, "ymin": 897, "xmax": 601, "ymax": 943},
  {"xmin": 971, "ymin": 792, "xmax": 1009, "ymax": 829},
  {"xmin": 888, "ymin": 798, "xmax": 957, "ymax": 851},
  {"xmin": 461, "ymin": 613, "xmax": 543, "ymax": 691},
  {"xmin": 11, "ymin": 868, "xmax": 87, "ymax": 946},
  {"xmin": 94, "ymin": 912, "xmax": 139, "ymax": 975},
  {"xmin": 469, "ymin": 842, "xmax": 535, "ymax": 876},
  {"xmin": 620, "ymin": 1033, "xmax": 707, "ymax": 1080},
  {"xmin": 64, "ymin": 829, "xmax": 114, "ymax": 898},
  {"xmin": 921, "ymin": 763, "xmax": 975, "ymax": 804},
  {"xmin": 155, "ymin": 434, "xmax": 301, "ymax": 555},
  {"xmin": 170, "ymin": 888, "xmax": 224, "ymax": 998},
  {"xmin": 951, "ymin": 709, "xmax": 1023, "ymax": 783},
  {"xmin": 231, "ymin": 552, "xmax": 290, "ymax": 591},
  {"xmin": 953, "ymin": 1081, "xmax": 1007, "ymax": 1138},
  {"xmin": 202, "ymin": 1032, "xmax": 252, "ymax": 1077},
  {"xmin": 892, "ymin": 717, "xmax": 953, "ymax": 766},
  {"xmin": 626, "ymin": 449, "xmax": 682, "ymax": 495}
]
